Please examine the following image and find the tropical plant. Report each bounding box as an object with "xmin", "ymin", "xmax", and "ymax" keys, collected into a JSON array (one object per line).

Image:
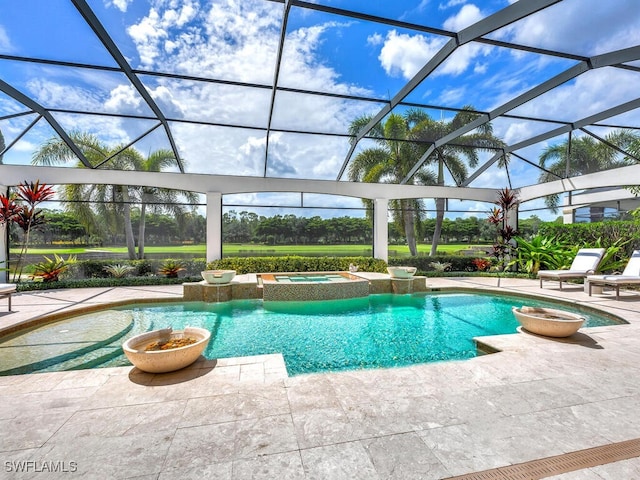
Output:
[
  {"xmin": 103, "ymin": 264, "xmax": 135, "ymax": 278},
  {"xmin": 348, "ymin": 107, "xmax": 506, "ymax": 256},
  {"xmin": 2, "ymin": 181, "xmax": 56, "ymax": 282},
  {"xmin": 429, "ymin": 261, "xmax": 451, "ymax": 272},
  {"xmin": 538, "ymin": 131, "xmax": 640, "ymax": 220},
  {"xmin": 32, "ymin": 132, "xmax": 198, "ymax": 260},
  {"xmin": 488, "ymin": 188, "xmax": 519, "ymax": 271},
  {"xmin": 158, "ymin": 259, "xmax": 186, "ymax": 278},
  {"xmin": 512, "ymin": 235, "xmax": 568, "ymax": 274},
  {"xmin": 30, "ymin": 254, "xmax": 76, "ymax": 282},
  {"xmin": 471, "ymin": 258, "xmax": 492, "ymax": 272},
  {"xmin": 588, "ymin": 237, "xmax": 630, "ymax": 273}
]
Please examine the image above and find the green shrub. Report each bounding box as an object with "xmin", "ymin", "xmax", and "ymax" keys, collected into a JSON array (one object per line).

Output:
[
  {"xmin": 15, "ymin": 275, "xmax": 202, "ymax": 292},
  {"xmin": 68, "ymin": 258, "xmax": 207, "ymax": 279},
  {"xmin": 207, "ymin": 256, "xmax": 388, "ymax": 274},
  {"xmin": 103, "ymin": 264, "xmax": 135, "ymax": 278},
  {"xmin": 538, "ymin": 221, "xmax": 640, "ymax": 257},
  {"xmin": 388, "ymin": 255, "xmax": 480, "ymax": 273}
]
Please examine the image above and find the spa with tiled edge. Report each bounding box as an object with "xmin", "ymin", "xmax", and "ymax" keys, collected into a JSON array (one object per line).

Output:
[{"xmin": 182, "ymin": 270, "xmax": 430, "ymax": 302}]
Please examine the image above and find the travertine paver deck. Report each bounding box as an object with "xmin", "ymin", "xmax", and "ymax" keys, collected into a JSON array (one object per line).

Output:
[{"xmin": 1, "ymin": 278, "xmax": 640, "ymax": 479}]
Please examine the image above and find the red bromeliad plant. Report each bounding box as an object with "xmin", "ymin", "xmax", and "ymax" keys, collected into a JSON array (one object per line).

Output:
[
  {"xmin": 0, "ymin": 181, "xmax": 55, "ymax": 282},
  {"xmin": 0, "ymin": 194, "xmax": 21, "ymax": 225},
  {"xmin": 488, "ymin": 187, "xmax": 519, "ymax": 271},
  {"xmin": 471, "ymin": 257, "xmax": 492, "ymax": 272},
  {"xmin": 0, "ymin": 194, "xmax": 21, "ymax": 274}
]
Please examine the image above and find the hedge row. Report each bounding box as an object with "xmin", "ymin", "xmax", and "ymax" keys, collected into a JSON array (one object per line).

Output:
[
  {"xmin": 538, "ymin": 221, "xmax": 640, "ymax": 257},
  {"xmin": 67, "ymin": 258, "xmax": 207, "ymax": 279},
  {"xmin": 16, "ymin": 275, "xmax": 202, "ymax": 292},
  {"xmin": 207, "ymin": 256, "xmax": 388, "ymax": 274},
  {"xmin": 388, "ymin": 255, "xmax": 489, "ymax": 273},
  {"xmin": 15, "ymin": 254, "xmax": 498, "ymax": 291},
  {"xmin": 67, "ymin": 254, "xmax": 488, "ymax": 277}
]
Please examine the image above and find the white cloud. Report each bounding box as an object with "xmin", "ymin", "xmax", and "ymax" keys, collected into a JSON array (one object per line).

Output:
[
  {"xmin": 378, "ymin": 30, "xmax": 447, "ymax": 79},
  {"xmin": 367, "ymin": 33, "xmax": 384, "ymax": 47},
  {"xmin": 510, "ymin": 68, "xmax": 639, "ymax": 124},
  {"xmin": 106, "ymin": 0, "xmax": 132, "ymax": 13},
  {"xmin": 438, "ymin": 0, "xmax": 467, "ymax": 10},
  {"xmin": 473, "ymin": 62, "xmax": 487, "ymax": 74},
  {"xmin": 12, "ymin": 139, "xmax": 37, "ymax": 152},
  {"xmin": 104, "ymin": 85, "xmax": 142, "ymax": 112},
  {"xmin": 126, "ymin": 9, "xmax": 168, "ymax": 67},
  {"xmin": 0, "ymin": 25, "xmax": 13, "ymax": 52},
  {"xmin": 443, "ymin": 4, "xmax": 484, "ymax": 31},
  {"xmin": 494, "ymin": 0, "xmax": 640, "ymax": 56},
  {"xmin": 118, "ymin": 0, "xmax": 375, "ymax": 179}
]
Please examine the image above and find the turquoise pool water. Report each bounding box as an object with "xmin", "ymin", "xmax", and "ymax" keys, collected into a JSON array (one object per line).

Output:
[
  {"xmin": 273, "ymin": 273, "xmax": 346, "ymax": 282},
  {"xmin": 0, "ymin": 292, "xmax": 624, "ymax": 376},
  {"xmin": 117, "ymin": 292, "xmax": 622, "ymax": 375}
]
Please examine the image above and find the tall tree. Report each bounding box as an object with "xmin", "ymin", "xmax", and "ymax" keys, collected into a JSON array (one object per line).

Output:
[
  {"xmin": 410, "ymin": 107, "xmax": 506, "ymax": 255},
  {"xmin": 32, "ymin": 132, "xmax": 197, "ymax": 259},
  {"xmin": 128, "ymin": 148, "xmax": 199, "ymax": 258},
  {"xmin": 348, "ymin": 111, "xmax": 433, "ymax": 256},
  {"xmin": 349, "ymin": 107, "xmax": 504, "ymax": 256},
  {"xmin": 538, "ymin": 130, "xmax": 640, "ymax": 222}
]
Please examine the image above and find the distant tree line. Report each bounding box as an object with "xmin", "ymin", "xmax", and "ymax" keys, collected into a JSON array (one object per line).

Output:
[{"xmin": 13, "ymin": 208, "xmax": 546, "ymax": 248}]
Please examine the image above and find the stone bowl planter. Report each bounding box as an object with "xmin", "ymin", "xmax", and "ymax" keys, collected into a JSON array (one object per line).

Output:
[
  {"xmin": 201, "ymin": 269, "xmax": 236, "ymax": 284},
  {"xmin": 512, "ymin": 306, "xmax": 585, "ymax": 338},
  {"xmin": 122, "ymin": 327, "xmax": 211, "ymax": 373},
  {"xmin": 387, "ymin": 266, "xmax": 417, "ymax": 278}
]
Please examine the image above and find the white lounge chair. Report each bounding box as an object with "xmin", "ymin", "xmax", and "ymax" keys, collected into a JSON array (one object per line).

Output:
[
  {"xmin": 0, "ymin": 283, "xmax": 16, "ymax": 311},
  {"xmin": 537, "ymin": 248, "xmax": 605, "ymax": 290},
  {"xmin": 586, "ymin": 250, "xmax": 640, "ymax": 300}
]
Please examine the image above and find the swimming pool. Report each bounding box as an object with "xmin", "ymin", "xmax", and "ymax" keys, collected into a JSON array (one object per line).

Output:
[{"xmin": 0, "ymin": 291, "xmax": 624, "ymax": 376}]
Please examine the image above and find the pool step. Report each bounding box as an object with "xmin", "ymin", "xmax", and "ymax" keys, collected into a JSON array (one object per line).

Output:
[
  {"xmin": 0, "ymin": 310, "xmax": 137, "ymax": 376},
  {"xmin": 35, "ymin": 315, "xmax": 156, "ymax": 373}
]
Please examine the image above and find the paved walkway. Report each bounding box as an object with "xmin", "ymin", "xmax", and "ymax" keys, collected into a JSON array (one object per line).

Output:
[{"xmin": 1, "ymin": 278, "xmax": 640, "ymax": 479}]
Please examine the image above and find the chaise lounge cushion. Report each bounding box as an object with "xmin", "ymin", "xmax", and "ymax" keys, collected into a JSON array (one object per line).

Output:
[
  {"xmin": 538, "ymin": 248, "xmax": 605, "ymax": 289},
  {"xmin": 586, "ymin": 250, "xmax": 640, "ymax": 299}
]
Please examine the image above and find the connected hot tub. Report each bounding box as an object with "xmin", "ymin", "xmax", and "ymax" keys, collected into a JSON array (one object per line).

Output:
[{"xmin": 260, "ymin": 271, "xmax": 370, "ymax": 301}]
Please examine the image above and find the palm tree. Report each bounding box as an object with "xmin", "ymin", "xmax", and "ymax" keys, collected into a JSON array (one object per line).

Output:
[
  {"xmin": 128, "ymin": 148, "xmax": 199, "ymax": 258},
  {"xmin": 538, "ymin": 131, "xmax": 640, "ymax": 221},
  {"xmin": 411, "ymin": 107, "xmax": 507, "ymax": 256},
  {"xmin": 349, "ymin": 107, "xmax": 505, "ymax": 256},
  {"xmin": 348, "ymin": 111, "xmax": 434, "ymax": 256},
  {"xmin": 32, "ymin": 132, "xmax": 197, "ymax": 259}
]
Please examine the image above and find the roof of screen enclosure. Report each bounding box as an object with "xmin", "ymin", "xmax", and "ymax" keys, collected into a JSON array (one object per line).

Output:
[{"xmin": 1, "ymin": 0, "xmax": 640, "ymax": 211}]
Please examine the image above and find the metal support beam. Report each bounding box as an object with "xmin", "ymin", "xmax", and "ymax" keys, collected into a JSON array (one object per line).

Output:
[
  {"xmin": 462, "ymin": 97, "xmax": 640, "ymax": 187},
  {"xmin": 206, "ymin": 192, "xmax": 223, "ymax": 262},
  {"xmin": 264, "ymin": 0, "xmax": 292, "ymax": 177},
  {"xmin": 402, "ymin": 45, "xmax": 640, "ymax": 184},
  {"xmin": 336, "ymin": 0, "xmax": 562, "ymax": 181},
  {"xmin": 0, "ymin": 79, "xmax": 92, "ymax": 168},
  {"xmin": 580, "ymin": 127, "xmax": 640, "ymax": 163},
  {"xmin": 0, "ymin": 114, "xmax": 42, "ymax": 157},
  {"xmin": 71, "ymin": 0, "xmax": 185, "ymax": 173},
  {"xmin": 373, "ymin": 198, "xmax": 389, "ymax": 262}
]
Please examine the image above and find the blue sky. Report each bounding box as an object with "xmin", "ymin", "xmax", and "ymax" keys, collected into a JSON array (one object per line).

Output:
[{"xmin": 1, "ymin": 0, "xmax": 640, "ymax": 221}]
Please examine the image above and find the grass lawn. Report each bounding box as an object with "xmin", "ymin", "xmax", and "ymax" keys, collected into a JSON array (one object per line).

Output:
[{"xmin": 13, "ymin": 243, "xmax": 491, "ymax": 257}]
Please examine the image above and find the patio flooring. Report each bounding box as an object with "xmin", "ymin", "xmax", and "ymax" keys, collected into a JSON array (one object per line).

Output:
[{"xmin": 1, "ymin": 277, "xmax": 640, "ymax": 479}]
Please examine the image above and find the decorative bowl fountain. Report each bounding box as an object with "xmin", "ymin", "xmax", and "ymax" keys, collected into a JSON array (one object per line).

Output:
[
  {"xmin": 387, "ymin": 266, "xmax": 417, "ymax": 278},
  {"xmin": 122, "ymin": 327, "xmax": 211, "ymax": 373},
  {"xmin": 201, "ymin": 270, "xmax": 236, "ymax": 284},
  {"xmin": 512, "ymin": 306, "xmax": 585, "ymax": 338}
]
